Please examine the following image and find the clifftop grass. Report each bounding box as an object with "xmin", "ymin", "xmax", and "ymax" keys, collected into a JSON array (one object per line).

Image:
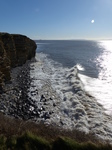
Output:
[
  {"xmin": 0, "ymin": 133, "xmax": 112, "ymax": 150},
  {"xmin": 0, "ymin": 113, "xmax": 111, "ymax": 150}
]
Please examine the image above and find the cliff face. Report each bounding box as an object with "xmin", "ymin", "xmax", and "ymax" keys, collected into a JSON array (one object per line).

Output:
[{"xmin": 0, "ymin": 33, "xmax": 37, "ymax": 89}]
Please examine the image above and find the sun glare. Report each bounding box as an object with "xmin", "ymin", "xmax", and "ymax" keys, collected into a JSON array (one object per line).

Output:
[
  {"xmin": 100, "ymin": 40, "xmax": 112, "ymax": 51},
  {"xmin": 97, "ymin": 40, "xmax": 112, "ymax": 81},
  {"xmin": 91, "ymin": 20, "xmax": 95, "ymax": 23}
]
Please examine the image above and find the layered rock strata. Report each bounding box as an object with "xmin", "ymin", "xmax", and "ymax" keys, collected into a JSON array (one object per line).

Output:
[{"xmin": 0, "ymin": 32, "xmax": 37, "ymax": 90}]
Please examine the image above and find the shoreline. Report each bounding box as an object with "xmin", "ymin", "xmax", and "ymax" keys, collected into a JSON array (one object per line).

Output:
[
  {"xmin": 1, "ymin": 54, "xmax": 112, "ymax": 143},
  {"xmin": 0, "ymin": 58, "xmax": 36, "ymax": 119},
  {"xmin": 29, "ymin": 53, "xmax": 112, "ymax": 143}
]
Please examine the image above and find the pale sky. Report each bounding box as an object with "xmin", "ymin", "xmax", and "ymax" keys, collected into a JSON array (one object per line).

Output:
[{"xmin": 0, "ymin": 0, "xmax": 112, "ymax": 40}]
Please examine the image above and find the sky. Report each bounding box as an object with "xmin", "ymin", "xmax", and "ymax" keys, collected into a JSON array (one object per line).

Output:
[{"xmin": 0, "ymin": 0, "xmax": 112, "ymax": 40}]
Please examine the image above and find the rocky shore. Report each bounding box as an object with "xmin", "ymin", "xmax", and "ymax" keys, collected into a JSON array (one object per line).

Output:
[
  {"xmin": 0, "ymin": 58, "xmax": 61, "ymax": 123},
  {"xmin": 1, "ymin": 33, "xmax": 112, "ymax": 144},
  {"xmin": 1, "ymin": 51, "xmax": 112, "ymax": 143},
  {"xmin": 0, "ymin": 32, "xmax": 60, "ymax": 124},
  {"xmin": 0, "ymin": 58, "xmax": 41, "ymax": 120}
]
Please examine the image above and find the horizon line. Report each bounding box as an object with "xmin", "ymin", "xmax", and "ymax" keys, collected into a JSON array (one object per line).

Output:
[{"xmin": 33, "ymin": 38, "xmax": 112, "ymax": 41}]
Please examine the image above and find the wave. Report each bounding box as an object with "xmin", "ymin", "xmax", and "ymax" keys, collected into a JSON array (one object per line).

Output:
[
  {"xmin": 79, "ymin": 73, "xmax": 112, "ymax": 115},
  {"xmin": 29, "ymin": 52, "xmax": 112, "ymax": 142},
  {"xmin": 76, "ymin": 64, "xmax": 85, "ymax": 71},
  {"xmin": 31, "ymin": 52, "xmax": 112, "ymax": 115}
]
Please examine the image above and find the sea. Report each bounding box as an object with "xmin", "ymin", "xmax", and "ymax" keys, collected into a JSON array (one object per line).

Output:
[{"xmin": 35, "ymin": 40, "xmax": 112, "ymax": 115}]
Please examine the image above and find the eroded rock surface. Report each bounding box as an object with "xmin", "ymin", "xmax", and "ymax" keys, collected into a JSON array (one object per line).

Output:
[{"xmin": 0, "ymin": 32, "xmax": 37, "ymax": 90}]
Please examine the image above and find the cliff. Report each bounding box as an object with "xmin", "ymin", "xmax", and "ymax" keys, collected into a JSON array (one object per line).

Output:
[{"xmin": 0, "ymin": 32, "xmax": 37, "ymax": 89}]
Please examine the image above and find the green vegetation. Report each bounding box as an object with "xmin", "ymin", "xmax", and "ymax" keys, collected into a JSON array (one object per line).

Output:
[
  {"xmin": 0, "ymin": 113, "xmax": 112, "ymax": 150},
  {"xmin": 0, "ymin": 133, "xmax": 111, "ymax": 150},
  {"xmin": 52, "ymin": 137, "xmax": 112, "ymax": 150}
]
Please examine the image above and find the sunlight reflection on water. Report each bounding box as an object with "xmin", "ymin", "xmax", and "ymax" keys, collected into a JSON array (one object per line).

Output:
[
  {"xmin": 80, "ymin": 40, "xmax": 112, "ymax": 115},
  {"xmin": 97, "ymin": 40, "xmax": 112, "ymax": 82}
]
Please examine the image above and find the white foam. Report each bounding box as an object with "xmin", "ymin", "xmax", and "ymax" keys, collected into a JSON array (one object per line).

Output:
[
  {"xmin": 79, "ymin": 73, "xmax": 112, "ymax": 115},
  {"xmin": 29, "ymin": 52, "xmax": 112, "ymax": 142},
  {"xmin": 76, "ymin": 64, "xmax": 85, "ymax": 71}
]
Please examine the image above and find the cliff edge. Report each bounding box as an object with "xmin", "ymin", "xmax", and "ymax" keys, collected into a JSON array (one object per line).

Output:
[{"xmin": 0, "ymin": 32, "xmax": 37, "ymax": 89}]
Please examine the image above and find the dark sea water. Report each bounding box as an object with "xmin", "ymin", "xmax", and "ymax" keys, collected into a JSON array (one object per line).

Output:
[
  {"xmin": 36, "ymin": 40, "xmax": 104, "ymax": 78},
  {"xmin": 35, "ymin": 40, "xmax": 112, "ymax": 114}
]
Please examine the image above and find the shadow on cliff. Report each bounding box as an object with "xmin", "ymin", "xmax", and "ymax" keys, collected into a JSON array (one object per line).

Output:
[{"xmin": 0, "ymin": 32, "xmax": 37, "ymax": 91}]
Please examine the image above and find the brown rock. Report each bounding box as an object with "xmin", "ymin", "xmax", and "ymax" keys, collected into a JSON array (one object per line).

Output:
[
  {"xmin": 0, "ymin": 32, "xmax": 37, "ymax": 89},
  {"xmin": 12, "ymin": 34, "xmax": 36, "ymax": 66}
]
